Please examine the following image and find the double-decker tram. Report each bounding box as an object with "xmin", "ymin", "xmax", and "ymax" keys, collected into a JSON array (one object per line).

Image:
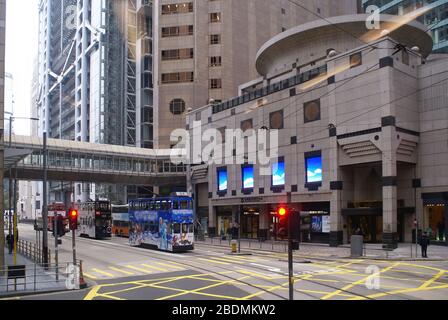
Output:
[
  {"xmin": 111, "ymin": 204, "xmax": 130, "ymax": 237},
  {"xmin": 48, "ymin": 202, "xmax": 68, "ymax": 232},
  {"xmin": 129, "ymin": 195, "xmax": 194, "ymax": 252},
  {"xmin": 76, "ymin": 200, "xmax": 112, "ymax": 239}
]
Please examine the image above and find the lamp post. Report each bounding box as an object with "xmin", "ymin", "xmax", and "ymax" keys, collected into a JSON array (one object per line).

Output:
[{"xmin": 5, "ymin": 115, "xmax": 39, "ymax": 265}]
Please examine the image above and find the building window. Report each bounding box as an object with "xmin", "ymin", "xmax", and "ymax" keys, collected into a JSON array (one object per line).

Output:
[
  {"xmin": 210, "ymin": 79, "xmax": 222, "ymax": 89},
  {"xmin": 162, "ymin": 2, "xmax": 193, "ymax": 15},
  {"xmin": 241, "ymin": 119, "xmax": 253, "ymax": 132},
  {"xmin": 272, "ymin": 158, "xmax": 286, "ymax": 187},
  {"xmin": 242, "ymin": 165, "xmax": 255, "ymax": 190},
  {"xmin": 269, "ymin": 110, "xmax": 284, "ymax": 129},
  {"xmin": 161, "ymin": 72, "xmax": 194, "ymax": 84},
  {"xmin": 304, "ymin": 99, "xmax": 321, "ymax": 123},
  {"xmin": 210, "ymin": 12, "xmax": 221, "ymax": 23},
  {"xmin": 170, "ymin": 99, "xmax": 186, "ymax": 115},
  {"xmin": 306, "ymin": 153, "xmax": 323, "ymax": 184},
  {"xmin": 217, "ymin": 167, "xmax": 228, "ymax": 193},
  {"xmin": 210, "ymin": 34, "xmax": 221, "ymax": 45},
  {"xmin": 350, "ymin": 52, "xmax": 362, "ymax": 68},
  {"xmin": 161, "ymin": 25, "xmax": 194, "ymax": 38},
  {"xmin": 161, "ymin": 48, "xmax": 194, "ymax": 61},
  {"xmin": 210, "ymin": 56, "xmax": 222, "ymax": 67}
]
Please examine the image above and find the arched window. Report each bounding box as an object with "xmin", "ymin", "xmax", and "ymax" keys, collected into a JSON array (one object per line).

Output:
[{"xmin": 170, "ymin": 99, "xmax": 186, "ymax": 115}]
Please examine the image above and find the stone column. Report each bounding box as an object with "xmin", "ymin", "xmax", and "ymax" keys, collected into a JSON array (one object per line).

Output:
[
  {"xmin": 208, "ymin": 204, "xmax": 217, "ymax": 237},
  {"xmin": 382, "ymin": 125, "xmax": 398, "ymax": 249},
  {"xmin": 258, "ymin": 205, "xmax": 269, "ymax": 240}
]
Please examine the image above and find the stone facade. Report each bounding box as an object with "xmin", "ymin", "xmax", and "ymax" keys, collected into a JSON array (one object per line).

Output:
[
  {"xmin": 153, "ymin": 0, "xmax": 357, "ymax": 148},
  {"xmin": 187, "ymin": 15, "xmax": 448, "ymax": 247}
]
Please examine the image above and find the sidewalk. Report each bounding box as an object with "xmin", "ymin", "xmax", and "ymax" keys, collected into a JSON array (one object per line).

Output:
[
  {"xmin": 0, "ymin": 249, "xmax": 70, "ymax": 297},
  {"xmin": 197, "ymin": 238, "xmax": 448, "ymax": 261}
]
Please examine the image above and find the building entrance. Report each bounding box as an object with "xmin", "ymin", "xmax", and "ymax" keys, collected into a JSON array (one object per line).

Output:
[
  {"xmin": 423, "ymin": 205, "xmax": 446, "ymax": 243},
  {"xmin": 241, "ymin": 208, "xmax": 260, "ymax": 239},
  {"xmin": 348, "ymin": 215, "xmax": 383, "ymax": 243}
]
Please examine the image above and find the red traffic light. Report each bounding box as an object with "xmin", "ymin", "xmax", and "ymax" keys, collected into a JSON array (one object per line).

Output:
[
  {"xmin": 278, "ymin": 207, "xmax": 287, "ymax": 217},
  {"xmin": 70, "ymin": 210, "xmax": 78, "ymax": 218}
]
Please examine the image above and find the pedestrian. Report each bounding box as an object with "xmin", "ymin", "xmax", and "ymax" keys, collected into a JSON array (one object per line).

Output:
[
  {"xmin": 6, "ymin": 234, "xmax": 13, "ymax": 254},
  {"xmin": 419, "ymin": 231, "xmax": 430, "ymax": 258}
]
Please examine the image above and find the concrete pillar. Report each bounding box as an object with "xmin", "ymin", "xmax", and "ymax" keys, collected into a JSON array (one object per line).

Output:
[
  {"xmin": 259, "ymin": 205, "xmax": 269, "ymax": 240},
  {"xmin": 329, "ymin": 134, "xmax": 343, "ymax": 246},
  {"xmin": 382, "ymin": 126, "xmax": 398, "ymax": 249},
  {"xmin": 208, "ymin": 204, "xmax": 217, "ymax": 237},
  {"xmin": 445, "ymin": 205, "xmax": 448, "ymax": 246}
]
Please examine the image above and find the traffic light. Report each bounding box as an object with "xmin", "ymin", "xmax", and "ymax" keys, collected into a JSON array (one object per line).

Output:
[
  {"xmin": 52, "ymin": 216, "xmax": 66, "ymax": 237},
  {"xmin": 69, "ymin": 209, "xmax": 79, "ymax": 231},
  {"xmin": 278, "ymin": 206, "xmax": 287, "ymax": 217}
]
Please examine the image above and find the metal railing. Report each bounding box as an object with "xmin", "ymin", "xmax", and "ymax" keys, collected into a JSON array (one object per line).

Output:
[
  {"xmin": 0, "ymin": 261, "xmax": 85, "ymax": 294},
  {"xmin": 199, "ymin": 237, "xmax": 290, "ymax": 253},
  {"xmin": 16, "ymin": 239, "xmax": 51, "ymax": 265}
]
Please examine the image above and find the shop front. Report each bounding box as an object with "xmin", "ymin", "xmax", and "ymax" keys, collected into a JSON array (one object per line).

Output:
[
  {"xmin": 241, "ymin": 207, "xmax": 260, "ymax": 239},
  {"xmin": 422, "ymin": 193, "xmax": 448, "ymax": 245},
  {"xmin": 216, "ymin": 206, "xmax": 234, "ymax": 239},
  {"xmin": 300, "ymin": 202, "xmax": 330, "ymax": 244}
]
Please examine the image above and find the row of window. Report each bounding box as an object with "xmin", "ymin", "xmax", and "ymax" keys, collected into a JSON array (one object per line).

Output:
[
  {"xmin": 161, "ymin": 48, "xmax": 194, "ymax": 61},
  {"xmin": 161, "ymin": 71, "xmax": 194, "ymax": 84},
  {"xmin": 161, "ymin": 2, "xmax": 193, "ymax": 15},
  {"xmin": 216, "ymin": 155, "xmax": 323, "ymax": 193},
  {"xmin": 162, "ymin": 25, "xmax": 194, "ymax": 38}
]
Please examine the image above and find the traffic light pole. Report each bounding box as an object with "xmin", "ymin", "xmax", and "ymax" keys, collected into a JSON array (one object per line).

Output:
[
  {"xmin": 72, "ymin": 229, "xmax": 76, "ymax": 266},
  {"xmin": 42, "ymin": 132, "xmax": 49, "ymax": 267},
  {"xmin": 287, "ymin": 192, "xmax": 294, "ymax": 301},
  {"xmin": 54, "ymin": 212, "xmax": 59, "ymax": 281}
]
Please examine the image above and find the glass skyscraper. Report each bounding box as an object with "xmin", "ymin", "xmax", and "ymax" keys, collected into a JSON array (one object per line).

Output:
[{"xmin": 360, "ymin": 0, "xmax": 448, "ymax": 53}]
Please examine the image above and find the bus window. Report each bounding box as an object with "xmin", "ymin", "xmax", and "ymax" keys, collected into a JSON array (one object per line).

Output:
[
  {"xmin": 173, "ymin": 224, "xmax": 181, "ymax": 234},
  {"xmin": 150, "ymin": 201, "xmax": 155, "ymax": 210}
]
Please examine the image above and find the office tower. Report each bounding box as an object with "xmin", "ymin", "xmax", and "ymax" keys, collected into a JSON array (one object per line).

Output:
[
  {"xmin": 359, "ymin": 0, "xmax": 448, "ymax": 53},
  {"xmin": 153, "ymin": 0, "xmax": 357, "ymax": 148}
]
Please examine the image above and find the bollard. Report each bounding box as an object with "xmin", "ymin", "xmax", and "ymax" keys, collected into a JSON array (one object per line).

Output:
[
  {"xmin": 79, "ymin": 260, "xmax": 87, "ymax": 289},
  {"xmin": 231, "ymin": 240, "xmax": 238, "ymax": 254}
]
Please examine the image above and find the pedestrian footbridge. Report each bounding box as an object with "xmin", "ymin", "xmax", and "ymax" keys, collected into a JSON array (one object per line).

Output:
[{"xmin": 3, "ymin": 135, "xmax": 187, "ymax": 186}]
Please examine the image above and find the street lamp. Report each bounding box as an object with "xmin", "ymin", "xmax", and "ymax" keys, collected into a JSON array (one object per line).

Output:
[{"xmin": 5, "ymin": 115, "xmax": 40, "ymax": 265}]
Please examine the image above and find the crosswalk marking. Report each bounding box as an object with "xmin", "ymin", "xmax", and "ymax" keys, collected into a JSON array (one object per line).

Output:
[
  {"xmin": 109, "ymin": 267, "xmax": 136, "ymax": 276},
  {"xmin": 83, "ymin": 272, "xmax": 99, "ymax": 280},
  {"xmin": 141, "ymin": 264, "xmax": 168, "ymax": 272},
  {"xmin": 155, "ymin": 262, "xmax": 184, "ymax": 270},
  {"xmin": 223, "ymin": 255, "xmax": 258, "ymax": 262},
  {"xmin": 209, "ymin": 257, "xmax": 245, "ymax": 264},
  {"xmin": 125, "ymin": 265, "xmax": 154, "ymax": 274},
  {"xmin": 92, "ymin": 268, "xmax": 115, "ymax": 278},
  {"xmin": 198, "ymin": 258, "xmax": 231, "ymax": 265}
]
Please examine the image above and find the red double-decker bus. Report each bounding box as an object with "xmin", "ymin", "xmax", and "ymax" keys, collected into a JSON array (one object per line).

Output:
[{"xmin": 48, "ymin": 202, "xmax": 68, "ymax": 232}]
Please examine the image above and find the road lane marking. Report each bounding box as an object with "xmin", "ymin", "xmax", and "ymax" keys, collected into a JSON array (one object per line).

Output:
[
  {"xmin": 141, "ymin": 264, "xmax": 169, "ymax": 272},
  {"xmin": 419, "ymin": 270, "xmax": 446, "ymax": 289},
  {"xmin": 322, "ymin": 262, "xmax": 401, "ymax": 300},
  {"xmin": 83, "ymin": 272, "xmax": 99, "ymax": 280},
  {"xmin": 109, "ymin": 267, "xmax": 136, "ymax": 276},
  {"xmin": 125, "ymin": 265, "xmax": 154, "ymax": 274},
  {"xmin": 198, "ymin": 258, "xmax": 231, "ymax": 265},
  {"xmin": 84, "ymin": 286, "xmax": 101, "ymax": 300},
  {"xmin": 236, "ymin": 268, "xmax": 279, "ymax": 280},
  {"xmin": 209, "ymin": 257, "xmax": 246, "ymax": 264},
  {"xmin": 92, "ymin": 269, "xmax": 115, "ymax": 278},
  {"xmin": 155, "ymin": 262, "xmax": 184, "ymax": 270}
]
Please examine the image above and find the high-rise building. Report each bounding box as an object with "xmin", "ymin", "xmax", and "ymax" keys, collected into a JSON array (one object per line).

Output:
[
  {"xmin": 0, "ymin": 0, "xmax": 6, "ymax": 269},
  {"xmin": 153, "ymin": 0, "xmax": 357, "ymax": 148},
  {"xmin": 37, "ymin": 0, "xmax": 154, "ymax": 202},
  {"xmin": 359, "ymin": 0, "xmax": 448, "ymax": 53}
]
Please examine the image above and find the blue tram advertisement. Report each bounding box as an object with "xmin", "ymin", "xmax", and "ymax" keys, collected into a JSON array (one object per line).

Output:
[{"xmin": 129, "ymin": 195, "xmax": 194, "ymax": 252}]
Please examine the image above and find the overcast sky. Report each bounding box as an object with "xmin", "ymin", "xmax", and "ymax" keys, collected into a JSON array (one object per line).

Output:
[{"xmin": 5, "ymin": 0, "xmax": 39, "ymax": 135}]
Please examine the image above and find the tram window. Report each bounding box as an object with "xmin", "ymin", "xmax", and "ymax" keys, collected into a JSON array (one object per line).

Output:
[
  {"xmin": 161, "ymin": 201, "xmax": 171, "ymax": 211},
  {"xmin": 173, "ymin": 201, "xmax": 179, "ymax": 210},
  {"xmin": 155, "ymin": 201, "xmax": 161, "ymax": 210},
  {"xmin": 150, "ymin": 202, "xmax": 155, "ymax": 210},
  {"xmin": 182, "ymin": 224, "xmax": 188, "ymax": 234},
  {"xmin": 188, "ymin": 224, "xmax": 194, "ymax": 233},
  {"xmin": 180, "ymin": 201, "xmax": 189, "ymax": 209},
  {"xmin": 173, "ymin": 224, "xmax": 181, "ymax": 234}
]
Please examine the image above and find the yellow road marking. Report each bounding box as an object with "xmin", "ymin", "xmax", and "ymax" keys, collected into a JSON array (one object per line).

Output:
[
  {"xmin": 155, "ymin": 262, "xmax": 184, "ymax": 270},
  {"xmin": 322, "ymin": 262, "xmax": 401, "ymax": 300},
  {"xmin": 84, "ymin": 286, "xmax": 101, "ymax": 300},
  {"xmin": 198, "ymin": 258, "xmax": 230, "ymax": 265},
  {"xmin": 236, "ymin": 269, "xmax": 277, "ymax": 280},
  {"xmin": 109, "ymin": 267, "xmax": 136, "ymax": 276},
  {"xmin": 207, "ymin": 257, "xmax": 246, "ymax": 264},
  {"xmin": 83, "ymin": 272, "xmax": 99, "ymax": 280},
  {"xmin": 125, "ymin": 265, "xmax": 153, "ymax": 274},
  {"xmin": 141, "ymin": 264, "xmax": 168, "ymax": 272},
  {"xmin": 92, "ymin": 268, "xmax": 115, "ymax": 278},
  {"xmin": 356, "ymin": 283, "xmax": 448, "ymax": 300},
  {"xmin": 419, "ymin": 270, "xmax": 446, "ymax": 289}
]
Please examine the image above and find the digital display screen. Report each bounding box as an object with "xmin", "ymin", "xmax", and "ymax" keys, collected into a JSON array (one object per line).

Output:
[
  {"xmin": 311, "ymin": 216, "xmax": 322, "ymax": 233},
  {"xmin": 218, "ymin": 169, "xmax": 228, "ymax": 192},
  {"xmin": 272, "ymin": 161, "xmax": 286, "ymax": 187},
  {"xmin": 306, "ymin": 156, "xmax": 323, "ymax": 183},
  {"xmin": 243, "ymin": 166, "xmax": 254, "ymax": 189}
]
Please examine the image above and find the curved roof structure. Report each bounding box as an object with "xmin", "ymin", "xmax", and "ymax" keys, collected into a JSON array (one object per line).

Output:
[{"xmin": 256, "ymin": 14, "xmax": 433, "ymax": 76}]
